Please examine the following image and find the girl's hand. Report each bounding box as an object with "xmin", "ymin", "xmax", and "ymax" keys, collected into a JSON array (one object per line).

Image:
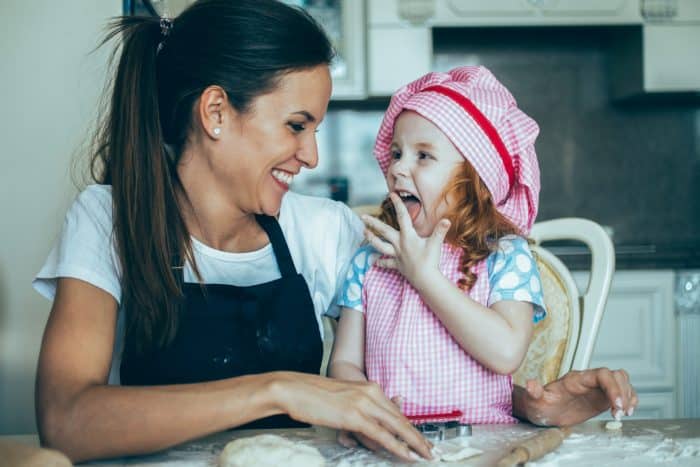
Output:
[
  {"xmin": 361, "ymin": 193, "xmax": 450, "ymax": 291},
  {"xmin": 274, "ymin": 373, "xmax": 432, "ymax": 462}
]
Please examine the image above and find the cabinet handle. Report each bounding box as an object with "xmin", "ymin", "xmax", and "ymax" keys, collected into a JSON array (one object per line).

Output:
[
  {"xmin": 641, "ymin": 0, "xmax": 679, "ymax": 20},
  {"xmin": 398, "ymin": 0, "xmax": 436, "ymax": 24}
]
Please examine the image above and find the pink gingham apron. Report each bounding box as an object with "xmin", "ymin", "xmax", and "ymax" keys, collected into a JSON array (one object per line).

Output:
[{"xmin": 363, "ymin": 243, "xmax": 517, "ymax": 425}]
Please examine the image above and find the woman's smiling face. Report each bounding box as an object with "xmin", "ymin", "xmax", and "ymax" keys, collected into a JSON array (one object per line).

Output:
[
  {"xmin": 386, "ymin": 111, "xmax": 465, "ymax": 237},
  {"xmin": 214, "ymin": 65, "xmax": 332, "ymax": 216}
]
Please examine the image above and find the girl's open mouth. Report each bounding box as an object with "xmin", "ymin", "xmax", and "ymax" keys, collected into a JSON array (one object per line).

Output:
[{"xmin": 397, "ymin": 190, "xmax": 421, "ymax": 223}]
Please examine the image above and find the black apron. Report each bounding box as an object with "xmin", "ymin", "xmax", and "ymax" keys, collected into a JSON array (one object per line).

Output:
[{"xmin": 120, "ymin": 215, "xmax": 323, "ymax": 429}]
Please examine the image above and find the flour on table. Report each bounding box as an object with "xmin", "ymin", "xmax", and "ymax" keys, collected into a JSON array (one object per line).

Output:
[
  {"xmin": 525, "ymin": 432, "xmax": 700, "ymax": 467},
  {"xmin": 219, "ymin": 434, "xmax": 325, "ymax": 467},
  {"xmin": 335, "ymin": 460, "xmax": 392, "ymax": 467}
]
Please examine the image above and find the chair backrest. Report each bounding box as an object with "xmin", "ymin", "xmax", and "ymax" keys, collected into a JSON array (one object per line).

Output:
[
  {"xmin": 514, "ymin": 218, "xmax": 615, "ymax": 386},
  {"xmin": 513, "ymin": 245, "xmax": 580, "ymax": 385}
]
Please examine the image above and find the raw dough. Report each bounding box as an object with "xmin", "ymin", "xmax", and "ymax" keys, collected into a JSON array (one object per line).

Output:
[
  {"xmin": 432, "ymin": 438, "xmax": 484, "ymax": 462},
  {"xmin": 440, "ymin": 446, "xmax": 484, "ymax": 462},
  {"xmin": 219, "ymin": 434, "xmax": 325, "ymax": 467},
  {"xmin": 605, "ymin": 421, "xmax": 623, "ymax": 431}
]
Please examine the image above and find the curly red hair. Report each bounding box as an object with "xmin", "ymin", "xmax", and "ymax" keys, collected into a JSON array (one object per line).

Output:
[{"xmin": 377, "ymin": 160, "xmax": 521, "ymax": 291}]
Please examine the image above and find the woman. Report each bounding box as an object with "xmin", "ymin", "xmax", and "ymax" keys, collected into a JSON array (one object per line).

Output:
[{"xmin": 33, "ymin": 0, "xmax": 637, "ymax": 463}]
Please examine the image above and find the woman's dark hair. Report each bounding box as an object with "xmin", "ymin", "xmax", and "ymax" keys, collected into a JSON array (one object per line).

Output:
[{"xmin": 91, "ymin": 0, "xmax": 334, "ymax": 356}]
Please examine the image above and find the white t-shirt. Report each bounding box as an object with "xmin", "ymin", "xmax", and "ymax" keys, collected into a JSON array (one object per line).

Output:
[{"xmin": 33, "ymin": 184, "xmax": 364, "ymax": 384}]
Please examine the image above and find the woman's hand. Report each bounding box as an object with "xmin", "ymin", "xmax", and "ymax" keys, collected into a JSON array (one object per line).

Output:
[
  {"xmin": 272, "ymin": 372, "xmax": 432, "ymax": 462},
  {"xmin": 513, "ymin": 368, "xmax": 638, "ymax": 427},
  {"xmin": 336, "ymin": 396, "xmax": 408, "ymax": 454},
  {"xmin": 361, "ymin": 193, "xmax": 450, "ymax": 291}
]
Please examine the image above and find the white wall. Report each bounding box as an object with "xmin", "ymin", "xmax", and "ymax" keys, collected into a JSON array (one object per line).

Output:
[{"xmin": 0, "ymin": 0, "xmax": 120, "ymax": 434}]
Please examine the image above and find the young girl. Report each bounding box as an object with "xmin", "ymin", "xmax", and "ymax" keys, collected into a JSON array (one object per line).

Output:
[{"xmin": 329, "ymin": 66, "xmax": 547, "ymax": 443}]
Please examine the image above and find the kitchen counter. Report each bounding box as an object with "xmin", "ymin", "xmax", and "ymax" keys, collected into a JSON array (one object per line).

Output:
[
  {"xmin": 4, "ymin": 419, "xmax": 699, "ymax": 466},
  {"xmin": 543, "ymin": 241, "xmax": 700, "ymax": 270}
]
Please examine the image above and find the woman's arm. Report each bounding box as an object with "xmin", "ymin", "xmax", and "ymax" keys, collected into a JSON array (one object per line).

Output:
[
  {"xmin": 37, "ymin": 278, "xmax": 432, "ymax": 463},
  {"xmin": 512, "ymin": 368, "xmax": 638, "ymax": 427},
  {"xmin": 36, "ymin": 277, "xmax": 283, "ymax": 461}
]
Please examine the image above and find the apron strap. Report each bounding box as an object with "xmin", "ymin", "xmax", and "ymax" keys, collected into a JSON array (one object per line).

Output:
[
  {"xmin": 255, "ymin": 214, "xmax": 297, "ymax": 278},
  {"xmin": 171, "ymin": 215, "xmax": 298, "ymax": 280}
]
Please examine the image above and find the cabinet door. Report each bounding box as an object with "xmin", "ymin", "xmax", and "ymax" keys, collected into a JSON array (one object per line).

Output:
[
  {"xmin": 575, "ymin": 271, "xmax": 676, "ymax": 391},
  {"xmin": 328, "ymin": 0, "xmax": 367, "ymax": 99},
  {"xmin": 643, "ymin": 25, "xmax": 700, "ymax": 92},
  {"xmin": 367, "ymin": 26, "xmax": 432, "ymax": 96},
  {"xmin": 577, "ymin": 270, "xmax": 678, "ymax": 418},
  {"xmin": 283, "ymin": 0, "xmax": 366, "ymax": 99},
  {"xmin": 676, "ymin": 0, "xmax": 700, "ymax": 20},
  {"xmin": 593, "ymin": 392, "xmax": 677, "ymax": 420},
  {"xmin": 632, "ymin": 392, "xmax": 678, "ymax": 419}
]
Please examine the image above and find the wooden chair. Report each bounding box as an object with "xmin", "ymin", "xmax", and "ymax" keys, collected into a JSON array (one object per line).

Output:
[{"xmin": 514, "ymin": 218, "xmax": 615, "ymax": 386}]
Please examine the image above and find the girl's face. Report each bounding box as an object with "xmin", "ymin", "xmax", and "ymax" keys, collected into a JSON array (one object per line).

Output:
[
  {"xmin": 387, "ymin": 111, "xmax": 465, "ymax": 237},
  {"xmin": 213, "ymin": 65, "xmax": 331, "ymax": 216}
]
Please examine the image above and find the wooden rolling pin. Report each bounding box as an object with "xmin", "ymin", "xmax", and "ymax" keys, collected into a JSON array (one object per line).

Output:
[{"xmin": 496, "ymin": 427, "xmax": 571, "ymax": 467}]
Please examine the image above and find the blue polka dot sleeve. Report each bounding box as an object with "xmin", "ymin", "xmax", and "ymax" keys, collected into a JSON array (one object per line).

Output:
[
  {"xmin": 337, "ymin": 244, "xmax": 380, "ymax": 312},
  {"xmin": 487, "ymin": 235, "xmax": 547, "ymax": 323}
]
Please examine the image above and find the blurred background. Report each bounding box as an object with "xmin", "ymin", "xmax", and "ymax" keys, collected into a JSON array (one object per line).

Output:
[{"xmin": 1, "ymin": 0, "xmax": 698, "ymax": 434}]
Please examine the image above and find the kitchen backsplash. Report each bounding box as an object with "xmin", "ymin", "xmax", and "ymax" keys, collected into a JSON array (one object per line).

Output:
[{"xmin": 294, "ymin": 26, "xmax": 700, "ymax": 249}]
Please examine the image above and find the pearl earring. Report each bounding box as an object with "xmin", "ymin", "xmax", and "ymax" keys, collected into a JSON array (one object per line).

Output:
[{"xmin": 213, "ymin": 127, "xmax": 221, "ymax": 136}]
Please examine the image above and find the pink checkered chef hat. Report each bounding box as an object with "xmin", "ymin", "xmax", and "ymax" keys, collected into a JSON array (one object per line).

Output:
[{"xmin": 374, "ymin": 66, "xmax": 541, "ymax": 234}]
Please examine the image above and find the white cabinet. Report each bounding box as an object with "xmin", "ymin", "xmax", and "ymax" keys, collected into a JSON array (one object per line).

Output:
[
  {"xmin": 144, "ymin": 1, "xmax": 368, "ymax": 100},
  {"xmin": 611, "ymin": 24, "xmax": 700, "ymax": 97},
  {"xmin": 574, "ymin": 270, "xmax": 678, "ymax": 419},
  {"xmin": 366, "ymin": 0, "xmax": 644, "ymax": 96},
  {"xmin": 367, "ymin": 0, "xmax": 433, "ymax": 95},
  {"xmin": 626, "ymin": 392, "xmax": 677, "ymax": 419},
  {"xmin": 284, "ymin": 0, "xmax": 368, "ymax": 100},
  {"xmin": 611, "ymin": 1, "xmax": 700, "ymax": 97},
  {"xmin": 369, "ymin": 0, "xmax": 642, "ymax": 25},
  {"xmin": 323, "ymin": 0, "xmax": 367, "ymax": 99},
  {"xmin": 367, "ymin": 26, "xmax": 432, "ymax": 96},
  {"xmin": 642, "ymin": 25, "xmax": 700, "ymax": 92},
  {"xmin": 435, "ymin": 0, "xmax": 641, "ymax": 25}
]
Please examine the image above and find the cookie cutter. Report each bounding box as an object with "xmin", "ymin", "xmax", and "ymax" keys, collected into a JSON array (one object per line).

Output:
[{"xmin": 407, "ymin": 410, "xmax": 472, "ymax": 442}]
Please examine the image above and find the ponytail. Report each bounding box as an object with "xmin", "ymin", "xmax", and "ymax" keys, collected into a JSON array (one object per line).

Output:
[{"xmin": 92, "ymin": 16, "xmax": 190, "ymax": 355}]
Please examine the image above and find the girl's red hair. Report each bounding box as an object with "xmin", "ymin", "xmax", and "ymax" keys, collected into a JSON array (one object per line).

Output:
[{"xmin": 377, "ymin": 161, "xmax": 521, "ymax": 291}]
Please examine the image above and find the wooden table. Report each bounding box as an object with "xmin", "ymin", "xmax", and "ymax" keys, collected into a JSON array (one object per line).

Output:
[{"xmin": 3, "ymin": 419, "xmax": 699, "ymax": 466}]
